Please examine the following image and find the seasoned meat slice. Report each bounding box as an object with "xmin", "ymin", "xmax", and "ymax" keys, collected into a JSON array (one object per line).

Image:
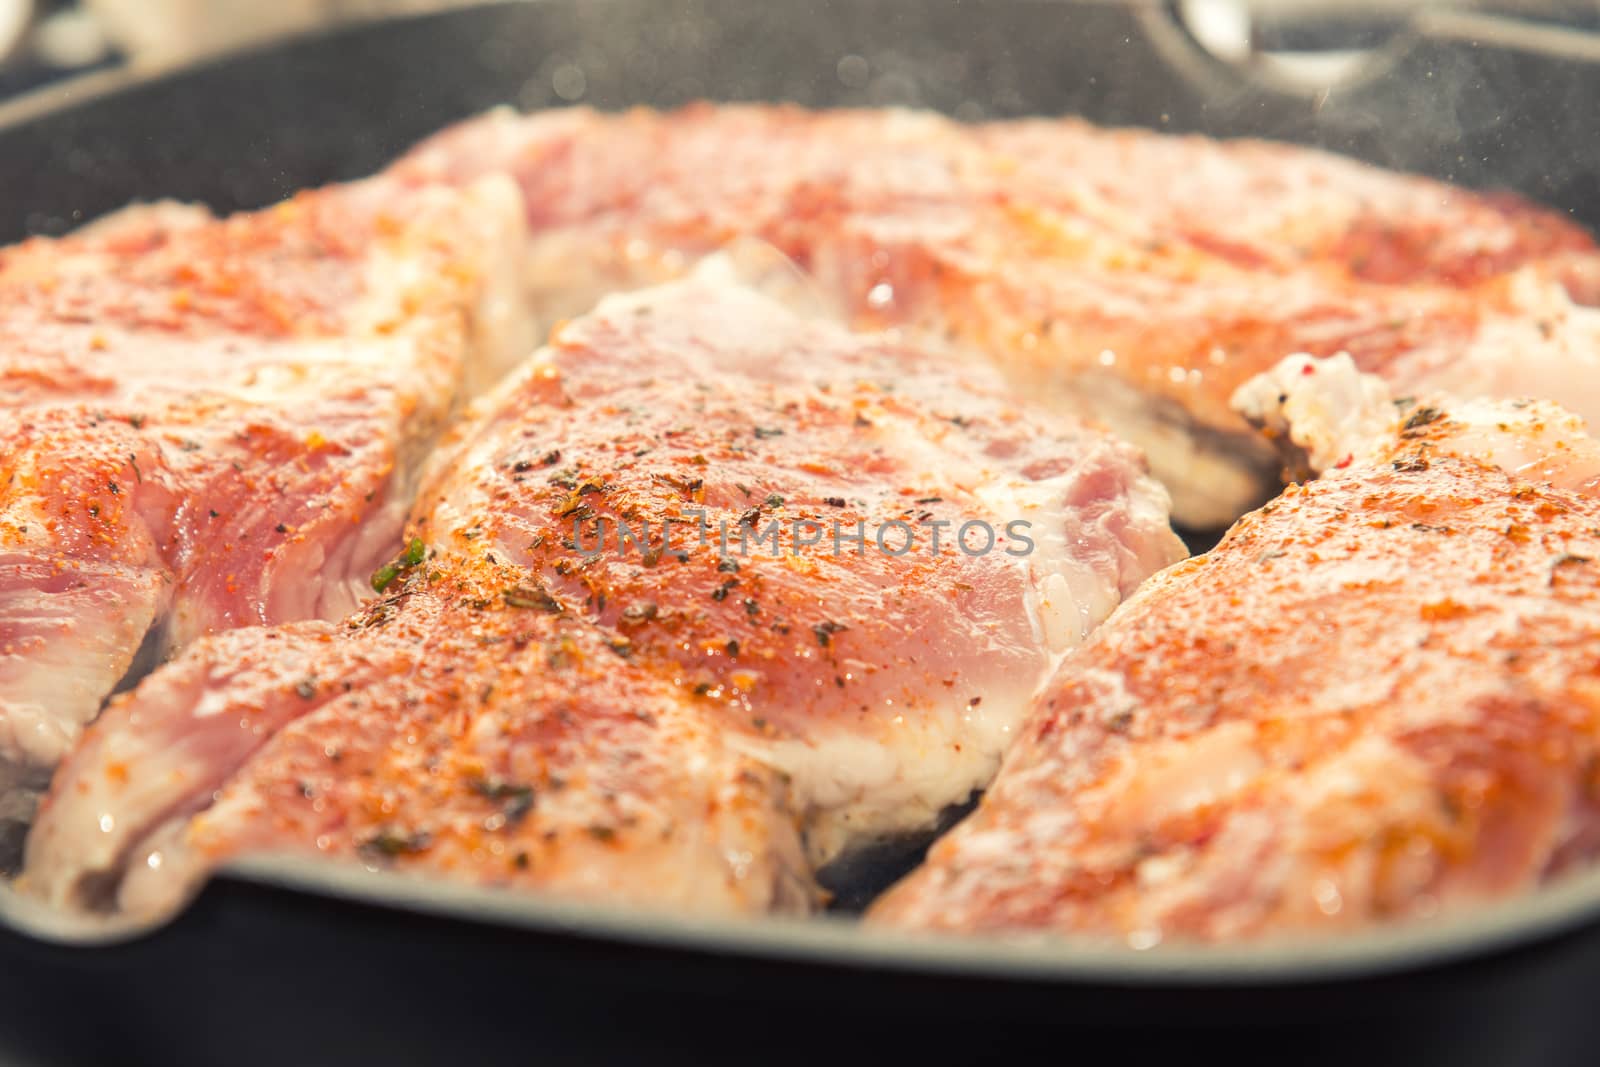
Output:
[
  {"xmin": 393, "ymin": 103, "xmax": 1600, "ymax": 527},
  {"xmin": 872, "ymin": 358, "xmax": 1600, "ymax": 941},
  {"xmin": 23, "ymin": 266, "xmax": 1182, "ymax": 918},
  {"xmin": 0, "ymin": 175, "xmax": 532, "ymax": 811}
]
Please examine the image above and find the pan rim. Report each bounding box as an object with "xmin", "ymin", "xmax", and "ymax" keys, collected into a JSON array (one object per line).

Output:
[
  {"xmin": 8, "ymin": 850, "xmax": 1600, "ymax": 987},
  {"xmin": 220, "ymin": 853, "xmax": 1600, "ymax": 984}
]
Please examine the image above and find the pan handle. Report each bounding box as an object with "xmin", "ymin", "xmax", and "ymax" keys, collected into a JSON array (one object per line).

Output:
[
  {"xmin": 1164, "ymin": 0, "xmax": 1600, "ymax": 93},
  {"xmin": 1242, "ymin": 0, "xmax": 1600, "ymax": 49}
]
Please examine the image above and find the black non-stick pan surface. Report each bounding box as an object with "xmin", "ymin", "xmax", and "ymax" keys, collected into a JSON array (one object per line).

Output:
[{"xmin": 4, "ymin": 2, "xmax": 1600, "ymax": 1064}]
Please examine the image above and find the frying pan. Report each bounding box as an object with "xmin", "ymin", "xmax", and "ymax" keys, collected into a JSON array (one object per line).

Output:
[{"xmin": 3, "ymin": 2, "xmax": 1600, "ymax": 1064}]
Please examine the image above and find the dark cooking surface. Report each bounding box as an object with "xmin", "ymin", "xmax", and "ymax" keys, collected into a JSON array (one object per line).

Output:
[{"xmin": 3, "ymin": 2, "xmax": 1600, "ymax": 1064}]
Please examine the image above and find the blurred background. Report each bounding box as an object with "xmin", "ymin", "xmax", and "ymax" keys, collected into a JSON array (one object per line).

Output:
[
  {"xmin": 0, "ymin": 0, "xmax": 488, "ymax": 98},
  {"xmin": 5, "ymin": 0, "xmax": 1600, "ymax": 106}
]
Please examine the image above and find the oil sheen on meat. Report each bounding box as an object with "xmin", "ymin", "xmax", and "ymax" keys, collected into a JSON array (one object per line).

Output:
[{"xmin": 394, "ymin": 103, "xmax": 1600, "ymax": 528}]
